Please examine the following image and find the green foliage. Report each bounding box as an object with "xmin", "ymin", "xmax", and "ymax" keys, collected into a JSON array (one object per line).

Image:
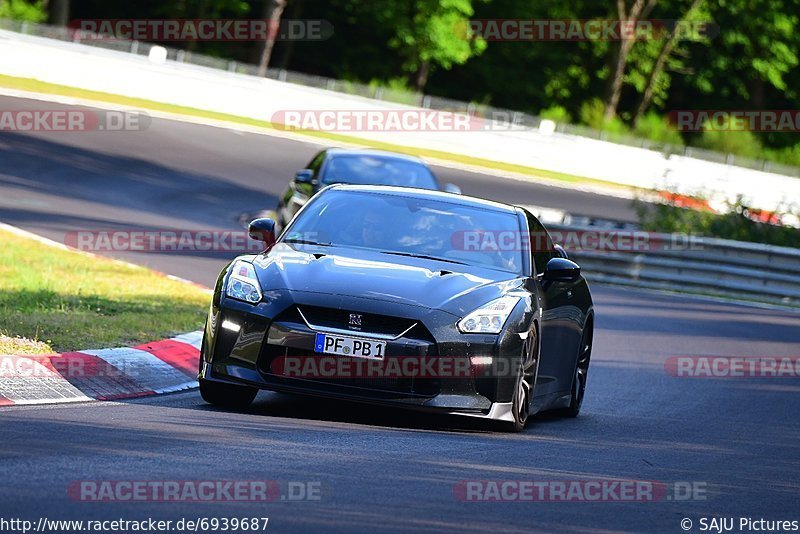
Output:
[
  {"xmin": 369, "ymin": 77, "xmax": 412, "ymax": 93},
  {"xmin": 625, "ymin": 1, "xmax": 714, "ymax": 113},
  {"xmin": 635, "ymin": 195, "xmax": 800, "ymax": 247},
  {"xmin": 764, "ymin": 144, "xmax": 800, "ymax": 168},
  {"xmin": 580, "ymin": 98, "xmax": 628, "ymax": 134},
  {"xmin": 696, "ymin": 122, "xmax": 763, "ymax": 160},
  {"xmin": 578, "ymin": 99, "xmax": 604, "ymax": 129},
  {"xmin": 633, "ymin": 113, "xmax": 685, "ymax": 146},
  {"xmin": 374, "ymin": 0, "xmax": 487, "ymax": 88},
  {"xmin": 0, "ymin": 0, "xmax": 46, "ymax": 21},
  {"xmin": 367, "ymin": 78, "xmax": 421, "ymax": 105},
  {"xmin": 539, "ymin": 105, "xmax": 572, "ymax": 124}
]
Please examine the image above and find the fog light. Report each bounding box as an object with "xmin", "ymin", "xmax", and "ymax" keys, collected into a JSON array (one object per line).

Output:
[{"xmin": 221, "ymin": 320, "xmax": 241, "ymax": 332}]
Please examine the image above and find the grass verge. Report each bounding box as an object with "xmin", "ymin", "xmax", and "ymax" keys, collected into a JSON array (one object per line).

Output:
[
  {"xmin": 0, "ymin": 74, "xmax": 633, "ymax": 192},
  {"xmin": 0, "ymin": 228, "xmax": 208, "ymax": 354}
]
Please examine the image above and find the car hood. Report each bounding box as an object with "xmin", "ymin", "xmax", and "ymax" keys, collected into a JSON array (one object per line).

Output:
[{"xmin": 252, "ymin": 245, "xmax": 523, "ymax": 316}]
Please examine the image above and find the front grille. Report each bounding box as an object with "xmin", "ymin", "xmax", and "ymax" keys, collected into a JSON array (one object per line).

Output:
[{"xmin": 297, "ymin": 305, "xmax": 423, "ymax": 339}]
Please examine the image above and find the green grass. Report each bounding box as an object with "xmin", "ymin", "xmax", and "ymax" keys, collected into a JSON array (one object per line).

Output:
[
  {"xmin": 0, "ymin": 74, "xmax": 635, "ymax": 192},
  {"xmin": 0, "ymin": 229, "xmax": 209, "ymax": 354}
]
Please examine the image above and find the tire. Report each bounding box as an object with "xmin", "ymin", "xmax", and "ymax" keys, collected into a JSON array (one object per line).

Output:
[
  {"xmin": 199, "ymin": 378, "xmax": 258, "ymax": 409},
  {"xmin": 555, "ymin": 322, "xmax": 593, "ymax": 418},
  {"xmin": 501, "ymin": 328, "xmax": 539, "ymax": 433},
  {"xmin": 197, "ymin": 327, "xmax": 258, "ymax": 409}
]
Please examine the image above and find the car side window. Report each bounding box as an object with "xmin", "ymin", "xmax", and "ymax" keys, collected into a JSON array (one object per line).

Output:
[{"xmin": 526, "ymin": 211, "xmax": 555, "ymax": 276}]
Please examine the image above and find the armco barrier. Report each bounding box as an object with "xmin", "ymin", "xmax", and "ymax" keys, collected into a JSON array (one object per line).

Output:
[{"xmin": 548, "ymin": 223, "xmax": 800, "ymax": 306}]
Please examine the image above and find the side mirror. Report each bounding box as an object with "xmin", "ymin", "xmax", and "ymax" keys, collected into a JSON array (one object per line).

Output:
[
  {"xmin": 542, "ymin": 257, "xmax": 581, "ymax": 282},
  {"xmin": 444, "ymin": 183, "xmax": 462, "ymax": 194},
  {"xmin": 248, "ymin": 218, "xmax": 277, "ymax": 247},
  {"xmin": 294, "ymin": 169, "xmax": 314, "ymax": 184}
]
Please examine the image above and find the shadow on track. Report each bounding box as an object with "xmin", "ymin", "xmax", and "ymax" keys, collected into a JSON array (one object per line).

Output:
[
  {"xmin": 185, "ymin": 390, "xmax": 577, "ymax": 436},
  {"xmin": 0, "ymin": 131, "xmax": 278, "ymax": 229}
]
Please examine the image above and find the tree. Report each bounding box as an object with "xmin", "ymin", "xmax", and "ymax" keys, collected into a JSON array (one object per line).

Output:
[
  {"xmin": 379, "ymin": 0, "xmax": 486, "ymax": 92},
  {"xmin": 604, "ymin": 0, "xmax": 658, "ymax": 121},
  {"xmin": 631, "ymin": 0, "xmax": 707, "ymax": 124},
  {"xmin": 257, "ymin": 0, "xmax": 287, "ymax": 75},
  {"xmin": 47, "ymin": 0, "xmax": 68, "ymax": 26},
  {"xmin": 686, "ymin": 0, "xmax": 799, "ymax": 108}
]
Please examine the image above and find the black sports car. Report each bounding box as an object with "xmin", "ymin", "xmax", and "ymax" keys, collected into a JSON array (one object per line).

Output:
[
  {"xmin": 275, "ymin": 148, "xmax": 460, "ymax": 229},
  {"xmin": 200, "ymin": 185, "xmax": 594, "ymax": 431}
]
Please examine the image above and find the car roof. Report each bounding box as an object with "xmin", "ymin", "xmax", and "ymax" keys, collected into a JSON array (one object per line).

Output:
[
  {"xmin": 325, "ymin": 184, "xmax": 520, "ymax": 214},
  {"xmin": 324, "ymin": 148, "xmax": 427, "ymax": 164}
]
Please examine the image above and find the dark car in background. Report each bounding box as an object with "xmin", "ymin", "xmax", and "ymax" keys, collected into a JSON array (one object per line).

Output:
[
  {"xmin": 275, "ymin": 148, "xmax": 461, "ymax": 228},
  {"xmin": 200, "ymin": 185, "xmax": 594, "ymax": 432}
]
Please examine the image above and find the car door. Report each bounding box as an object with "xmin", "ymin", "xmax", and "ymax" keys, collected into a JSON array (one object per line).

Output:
[{"xmin": 527, "ymin": 211, "xmax": 582, "ymax": 396}]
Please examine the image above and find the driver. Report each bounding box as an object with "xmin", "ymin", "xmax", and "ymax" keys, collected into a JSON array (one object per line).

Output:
[{"xmin": 361, "ymin": 207, "xmax": 392, "ymax": 248}]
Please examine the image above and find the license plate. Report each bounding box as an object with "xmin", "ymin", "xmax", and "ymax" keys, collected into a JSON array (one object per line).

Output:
[{"xmin": 314, "ymin": 333, "xmax": 386, "ymax": 360}]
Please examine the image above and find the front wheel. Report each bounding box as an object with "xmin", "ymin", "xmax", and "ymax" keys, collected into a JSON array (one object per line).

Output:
[
  {"xmin": 199, "ymin": 378, "xmax": 258, "ymax": 409},
  {"xmin": 501, "ymin": 330, "xmax": 539, "ymax": 432},
  {"xmin": 555, "ymin": 324, "xmax": 593, "ymax": 418}
]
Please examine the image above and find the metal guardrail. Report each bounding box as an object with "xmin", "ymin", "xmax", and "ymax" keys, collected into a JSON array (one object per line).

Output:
[
  {"xmin": 548, "ymin": 223, "xmax": 800, "ymax": 306},
  {"xmin": 3, "ymin": 18, "xmax": 800, "ymax": 179}
]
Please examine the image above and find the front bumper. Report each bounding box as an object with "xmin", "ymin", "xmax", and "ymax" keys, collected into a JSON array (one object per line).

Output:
[{"xmin": 200, "ymin": 290, "xmax": 525, "ymax": 420}]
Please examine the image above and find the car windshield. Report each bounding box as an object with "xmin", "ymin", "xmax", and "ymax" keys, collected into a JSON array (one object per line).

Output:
[
  {"xmin": 321, "ymin": 155, "xmax": 439, "ymax": 189},
  {"xmin": 284, "ymin": 190, "xmax": 523, "ymax": 274}
]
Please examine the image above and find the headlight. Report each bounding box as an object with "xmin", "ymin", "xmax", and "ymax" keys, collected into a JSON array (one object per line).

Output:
[
  {"xmin": 225, "ymin": 260, "xmax": 262, "ymax": 304},
  {"xmin": 457, "ymin": 296, "xmax": 520, "ymax": 334}
]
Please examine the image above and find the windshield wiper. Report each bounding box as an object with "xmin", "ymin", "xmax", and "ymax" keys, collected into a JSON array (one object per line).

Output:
[
  {"xmin": 380, "ymin": 251, "xmax": 468, "ymax": 265},
  {"xmin": 283, "ymin": 239, "xmax": 332, "ymax": 247}
]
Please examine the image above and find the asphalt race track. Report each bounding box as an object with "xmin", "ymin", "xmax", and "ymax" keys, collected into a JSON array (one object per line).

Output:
[{"xmin": 2, "ymin": 94, "xmax": 800, "ymax": 533}]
